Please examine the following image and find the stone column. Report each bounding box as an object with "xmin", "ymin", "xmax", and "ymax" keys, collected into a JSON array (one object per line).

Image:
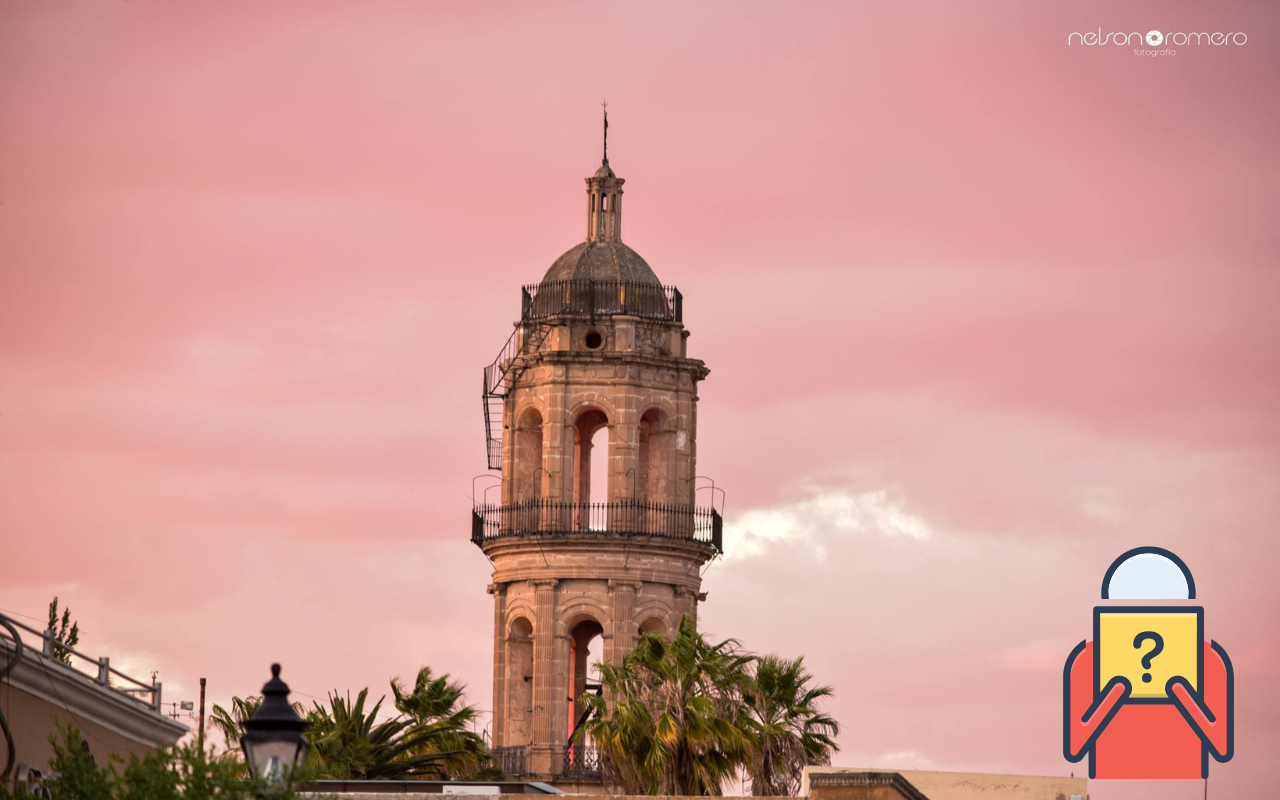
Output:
[
  {"xmin": 615, "ymin": 378, "xmax": 639, "ymax": 505},
  {"xmin": 529, "ymin": 578, "xmax": 559, "ymax": 775},
  {"xmin": 606, "ymin": 580, "xmax": 641, "ymax": 666},
  {"xmin": 501, "ymin": 392, "xmax": 516, "ymax": 507},
  {"xmin": 548, "ymin": 629, "xmax": 573, "ymax": 773},
  {"xmin": 675, "ymin": 390, "xmax": 695, "ymax": 504},
  {"xmin": 488, "ymin": 583, "xmax": 508, "ymax": 746}
]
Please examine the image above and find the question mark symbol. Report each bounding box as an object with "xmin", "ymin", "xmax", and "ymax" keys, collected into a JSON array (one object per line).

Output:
[{"xmin": 1133, "ymin": 631, "xmax": 1165, "ymax": 683}]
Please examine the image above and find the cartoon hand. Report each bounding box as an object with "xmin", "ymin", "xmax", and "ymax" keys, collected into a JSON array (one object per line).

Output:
[
  {"xmin": 1167, "ymin": 675, "xmax": 1231, "ymax": 760},
  {"xmin": 1064, "ymin": 674, "xmax": 1132, "ymax": 761}
]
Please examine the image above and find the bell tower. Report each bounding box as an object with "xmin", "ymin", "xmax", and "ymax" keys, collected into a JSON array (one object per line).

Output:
[{"xmin": 473, "ymin": 113, "xmax": 722, "ymax": 787}]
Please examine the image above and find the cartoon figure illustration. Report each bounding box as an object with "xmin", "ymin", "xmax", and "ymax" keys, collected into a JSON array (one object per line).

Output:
[{"xmin": 1063, "ymin": 547, "xmax": 1234, "ymax": 779}]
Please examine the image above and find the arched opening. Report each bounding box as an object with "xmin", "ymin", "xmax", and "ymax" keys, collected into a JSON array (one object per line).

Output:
[
  {"xmin": 515, "ymin": 408, "xmax": 544, "ymax": 504},
  {"xmin": 572, "ymin": 408, "xmax": 609, "ymax": 528},
  {"xmin": 567, "ymin": 617, "xmax": 604, "ymax": 760},
  {"xmin": 638, "ymin": 616, "xmax": 667, "ymax": 639},
  {"xmin": 506, "ymin": 616, "xmax": 534, "ymax": 746},
  {"xmin": 637, "ymin": 408, "xmax": 673, "ymax": 506}
]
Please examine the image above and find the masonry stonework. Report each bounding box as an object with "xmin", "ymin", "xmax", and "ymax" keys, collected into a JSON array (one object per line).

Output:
[{"xmin": 475, "ymin": 141, "xmax": 720, "ymax": 787}]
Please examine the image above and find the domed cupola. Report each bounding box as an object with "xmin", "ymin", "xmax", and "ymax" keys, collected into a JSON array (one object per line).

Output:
[{"xmin": 538, "ymin": 106, "xmax": 660, "ymax": 287}]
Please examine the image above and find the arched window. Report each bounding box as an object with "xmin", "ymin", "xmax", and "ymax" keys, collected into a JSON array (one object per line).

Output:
[
  {"xmin": 638, "ymin": 616, "xmax": 667, "ymax": 638},
  {"xmin": 506, "ymin": 617, "xmax": 534, "ymax": 746},
  {"xmin": 572, "ymin": 409, "xmax": 609, "ymax": 527},
  {"xmin": 567, "ymin": 617, "xmax": 604, "ymax": 746}
]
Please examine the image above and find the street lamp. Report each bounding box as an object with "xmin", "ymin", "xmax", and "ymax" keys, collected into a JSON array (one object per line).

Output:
[{"xmin": 240, "ymin": 664, "xmax": 308, "ymax": 792}]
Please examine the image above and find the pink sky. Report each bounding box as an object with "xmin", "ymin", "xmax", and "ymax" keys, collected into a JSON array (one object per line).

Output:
[{"xmin": 2, "ymin": 2, "xmax": 1278, "ymax": 797}]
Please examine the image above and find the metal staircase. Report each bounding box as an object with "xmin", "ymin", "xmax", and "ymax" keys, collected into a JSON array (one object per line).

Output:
[{"xmin": 482, "ymin": 321, "xmax": 552, "ymax": 470}]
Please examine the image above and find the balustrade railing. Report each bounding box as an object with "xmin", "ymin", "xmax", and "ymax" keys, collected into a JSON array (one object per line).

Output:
[
  {"xmin": 472, "ymin": 500, "xmax": 721, "ymax": 551},
  {"xmin": 563, "ymin": 744, "xmax": 602, "ymax": 780},
  {"xmin": 0, "ymin": 613, "xmax": 163, "ymax": 712},
  {"xmin": 491, "ymin": 744, "xmax": 530, "ymax": 777},
  {"xmin": 522, "ymin": 280, "xmax": 681, "ymax": 322}
]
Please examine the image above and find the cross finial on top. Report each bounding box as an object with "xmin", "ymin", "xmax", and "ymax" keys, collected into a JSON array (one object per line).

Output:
[{"xmin": 602, "ymin": 100, "xmax": 609, "ymax": 165}]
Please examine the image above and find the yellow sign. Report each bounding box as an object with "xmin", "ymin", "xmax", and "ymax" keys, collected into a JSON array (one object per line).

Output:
[{"xmin": 1095, "ymin": 608, "xmax": 1202, "ymax": 700}]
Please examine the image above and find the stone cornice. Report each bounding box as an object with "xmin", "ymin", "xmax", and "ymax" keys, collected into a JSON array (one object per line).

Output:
[
  {"xmin": 0, "ymin": 640, "xmax": 187, "ymax": 749},
  {"xmin": 673, "ymin": 586, "xmax": 709, "ymax": 601},
  {"xmin": 807, "ymin": 772, "xmax": 930, "ymax": 800},
  {"xmin": 516, "ymin": 351, "xmax": 710, "ymax": 384},
  {"xmin": 494, "ymin": 567, "xmax": 703, "ymax": 593},
  {"xmin": 483, "ymin": 533, "xmax": 715, "ymax": 564}
]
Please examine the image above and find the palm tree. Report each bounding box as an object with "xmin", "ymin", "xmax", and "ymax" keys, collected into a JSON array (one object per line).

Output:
[
  {"xmin": 742, "ymin": 655, "xmax": 840, "ymax": 796},
  {"xmin": 391, "ymin": 667, "xmax": 491, "ymax": 779},
  {"xmin": 208, "ymin": 696, "xmax": 263, "ymax": 755},
  {"xmin": 580, "ymin": 614, "xmax": 755, "ymax": 795},
  {"xmin": 305, "ymin": 688, "xmax": 458, "ymax": 780}
]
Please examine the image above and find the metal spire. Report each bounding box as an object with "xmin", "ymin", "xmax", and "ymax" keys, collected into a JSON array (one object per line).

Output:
[{"xmin": 602, "ymin": 100, "xmax": 609, "ymax": 165}]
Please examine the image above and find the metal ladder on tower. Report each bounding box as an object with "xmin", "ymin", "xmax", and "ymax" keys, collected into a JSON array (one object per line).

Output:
[{"xmin": 482, "ymin": 321, "xmax": 553, "ymax": 470}]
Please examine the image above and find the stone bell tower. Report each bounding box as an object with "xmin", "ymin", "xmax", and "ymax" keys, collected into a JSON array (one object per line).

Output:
[{"xmin": 473, "ymin": 113, "xmax": 722, "ymax": 787}]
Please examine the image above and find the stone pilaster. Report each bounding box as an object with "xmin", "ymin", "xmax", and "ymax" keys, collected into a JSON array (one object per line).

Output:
[
  {"xmin": 488, "ymin": 582, "xmax": 508, "ymax": 746},
  {"xmin": 606, "ymin": 579, "xmax": 641, "ymax": 666},
  {"xmin": 529, "ymin": 578, "xmax": 559, "ymax": 775}
]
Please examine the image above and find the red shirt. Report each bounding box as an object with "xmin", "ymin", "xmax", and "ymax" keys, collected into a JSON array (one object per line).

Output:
[{"xmin": 1063, "ymin": 640, "xmax": 1233, "ymax": 779}]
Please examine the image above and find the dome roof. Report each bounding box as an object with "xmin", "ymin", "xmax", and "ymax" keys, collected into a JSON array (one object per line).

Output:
[
  {"xmin": 1102, "ymin": 547, "xmax": 1196, "ymax": 600},
  {"xmin": 540, "ymin": 240, "xmax": 660, "ymax": 286}
]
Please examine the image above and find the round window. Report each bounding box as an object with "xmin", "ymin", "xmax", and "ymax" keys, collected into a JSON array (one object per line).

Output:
[{"xmin": 584, "ymin": 330, "xmax": 604, "ymax": 350}]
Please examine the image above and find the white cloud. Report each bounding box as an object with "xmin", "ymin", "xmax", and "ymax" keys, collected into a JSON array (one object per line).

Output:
[{"xmin": 725, "ymin": 488, "xmax": 933, "ymax": 561}]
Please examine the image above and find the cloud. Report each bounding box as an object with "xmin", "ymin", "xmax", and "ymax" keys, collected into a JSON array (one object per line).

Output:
[{"xmin": 727, "ymin": 488, "xmax": 933, "ymax": 560}]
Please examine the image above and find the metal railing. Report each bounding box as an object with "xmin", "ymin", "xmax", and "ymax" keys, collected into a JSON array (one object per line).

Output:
[
  {"xmin": 472, "ymin": 500, "xmax": 721, "ymax": 551},
  {"xmin": 481, "ymin": 321, "xmax": 553, "ymax": 470},
  {"xmin": 0, "ymin": 613, "xmax": 162, "ymax": 712},
  {"xmin": 563, "ymin": 744, "xmax": 602, "ymax": 780},
  {"xmin": 522, "ymin": 280, "xmax": 681, "ymax": 322},
  {"xmin": 491, "ymin": 744, "xmax": 530, "ymax": 777}
]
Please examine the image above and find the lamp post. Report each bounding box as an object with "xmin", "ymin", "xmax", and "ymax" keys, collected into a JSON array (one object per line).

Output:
[{"xmin": 240, "ymin": 664, "xmax": 308, "ymax": 794}]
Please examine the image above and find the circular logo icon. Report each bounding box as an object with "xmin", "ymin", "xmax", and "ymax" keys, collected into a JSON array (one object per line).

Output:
[{"xmin": 1146, "ymin": 30, "xmax": 1164, "ymax": 46}]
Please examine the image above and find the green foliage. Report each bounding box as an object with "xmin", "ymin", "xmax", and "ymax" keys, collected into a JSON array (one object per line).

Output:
[
  {"xmin": 390, "ymin": 667, "xmax": 492, "ymax": 780},
  {"xmin": 742, "ymin": 655, "xmax": 840, "ymax": 796},
  {"xmin": 0, "ymin": 724, "xmax": 323, "ymax": 799},
  {"xmin": 208, "ymin": 695, "xmax": 263, "ymax": 756},
  {"xmin": 579, "ymin": 617, "xmax": 842, "ymax": 796},
  {"xmin": 113, "ymin": 741, "xmax": 253, "ymax": 800},
  {"xmin": 43, "ymin": 725, "xmax": 111, "ymax": 800},
  {"xmin": 209, "ymin": 667, "xmax": 494, "ymax": 782},
  {"xmin": 581, "ymin": 614, "xmax": 755, "ymax": 795},
  {"xmin": 46, "ymin": 598, "xmax": 80, "ymax": 667},
  {"xmin": 208, "ymin": 694, "xmax": 303, "ymax": 765},
  {"xmin": 305, "ymin": 687, "xmax": 457, "ymax": 780}
]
